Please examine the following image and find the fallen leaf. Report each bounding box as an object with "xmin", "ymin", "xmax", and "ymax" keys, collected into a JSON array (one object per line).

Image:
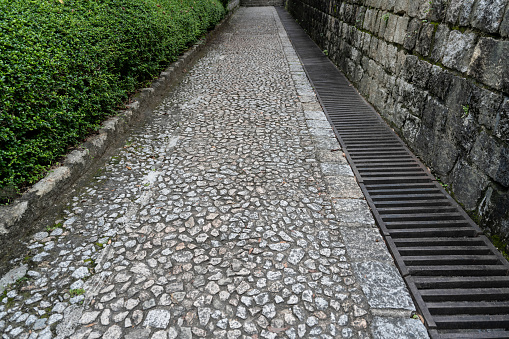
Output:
[
  {"xmin": 249, "ymin": 248, "xmax": 253, "ymax": 254},
  {"xmin": 126, "ymin": 166, "xmax": 132, "ymax": 170},
  {"xmin": 58, "ymin": 0, "xmax": 64, "ymax": 3},
  {"xmin": 85, "ymin": 323, "xmax": 96, "ymax": 327}
]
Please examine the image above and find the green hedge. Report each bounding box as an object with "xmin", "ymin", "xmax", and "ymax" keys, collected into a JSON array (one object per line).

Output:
[{"xmin": 0, "ymin": 0, "xmax": 224, "ymax": 199}]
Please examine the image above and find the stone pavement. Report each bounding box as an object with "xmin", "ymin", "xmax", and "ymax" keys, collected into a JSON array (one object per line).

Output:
[{"xmin": 0, "ymin": 7, "xmax": 428, "ymax": 339}]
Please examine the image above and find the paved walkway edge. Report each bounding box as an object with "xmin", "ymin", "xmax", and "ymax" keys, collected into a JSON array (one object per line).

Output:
[
  {"xmin": 0, "ymin": 7, "xmax": 238, "ymax": 258},
  {"xmin": 273, "ymin": 7, "xmax": 430, "ymax": 338}
]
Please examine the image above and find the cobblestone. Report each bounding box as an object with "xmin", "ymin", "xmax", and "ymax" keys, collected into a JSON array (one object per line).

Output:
[{"xmin": 0, "ymin": 6, "xmax": 427, "ymax": 339}]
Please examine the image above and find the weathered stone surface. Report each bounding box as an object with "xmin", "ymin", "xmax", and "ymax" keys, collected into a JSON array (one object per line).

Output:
[
  {"xmin": 469, "ymin": 38, "xmax": 509, "ymax": 93},
  {"xmin": 470, "ymin": 0, "xmax": 507, "ymax": 33},
  {"xmin": 496, "ymin": 98, "xmax": 509, "ymax": 143},
  {"xmin": 414, "ymin": 23, "xmax": 435, "ymax": 57},
  {"xmin": 0, "ymin": 265, "xmax": 27, "ymax": 294},
  {"xmin": 324, "ymin": 176, "xmax": 364, "ymax": 199},
  {"xmin": 333, "ymin": 199, "xmax": 375, "ymax": 227},
  {"xmin": 340, "ymin": 227, "xmax": 392, "ymax": 261},
  {"xmin": 501, "ymin": 7, "xmax": 509, "ymax": 37},
  {"xmin": 352, "ymin": 261, "xmax": 415, "ymax": 311},
  {"xmin": 371, "ymin": 317, "xmax": 429, "ymax": 339},
  {"xmin": 442, "ymin": 30, "xmax": 476, "ymax": 73},
  {"xmin": 451, "ymin": 160, "xmax": 490, "ymax": 210},
  {"xmin": 144, "ymin": 309, "xmax": 171, "ymax": 329}
]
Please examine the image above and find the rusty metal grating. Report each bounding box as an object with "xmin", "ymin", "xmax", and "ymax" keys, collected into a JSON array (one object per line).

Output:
[{"xmin": 277, "ymin": 7, "xmax": 509, "ymax": 339}]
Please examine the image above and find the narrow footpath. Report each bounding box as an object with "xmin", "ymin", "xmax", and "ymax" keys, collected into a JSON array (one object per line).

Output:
[{"xmin": 0, "ymin": 7, "xmax": 428, "ymax": 339}]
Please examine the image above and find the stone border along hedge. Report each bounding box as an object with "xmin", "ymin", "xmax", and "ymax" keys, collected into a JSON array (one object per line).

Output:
[
  {"xmin": 0, "ymin": 7, "xmax": 237, "ymax": 260},
  {"xmin": 286, "ymin": 0, "xmax": 509, "ymax": 247}
]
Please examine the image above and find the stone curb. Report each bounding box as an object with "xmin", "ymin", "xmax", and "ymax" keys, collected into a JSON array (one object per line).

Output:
[{"xmin": 0, "ymin": 8, "xmax": 237, "ymax": 250}]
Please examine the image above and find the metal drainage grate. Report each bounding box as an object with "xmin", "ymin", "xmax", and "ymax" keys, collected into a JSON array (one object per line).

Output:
[{"xmin": 276, "ymin": 7, "xmax": 509, "ymax": 339}]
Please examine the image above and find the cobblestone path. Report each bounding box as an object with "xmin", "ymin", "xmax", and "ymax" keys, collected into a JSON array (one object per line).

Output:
[{"xmin": 0, "ymin": 7, "xmax": 428, "ymax": 339}]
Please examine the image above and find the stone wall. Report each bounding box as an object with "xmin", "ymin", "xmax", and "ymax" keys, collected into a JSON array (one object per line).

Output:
[
  {"xmin": 241, "ymin": 0, "xmax": 283, "ymax": 7},
  {"xmin": 286, "ymin": 0, "xmax": 509, "ymax": 242}
]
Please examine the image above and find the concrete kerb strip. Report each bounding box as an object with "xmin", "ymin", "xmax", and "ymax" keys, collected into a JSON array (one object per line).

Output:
[
  {"xmin": 272, "ymin": 7, "xmax": 430, "ymax": 338},
  {"xmin": 0, "ymin": 8, "xmax": 237, "ymax": 256}
]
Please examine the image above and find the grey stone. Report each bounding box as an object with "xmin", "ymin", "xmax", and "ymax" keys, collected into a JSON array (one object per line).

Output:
[
  {"xmin": 79, "ymin": 311, "xmax": 100, "ymax": 325},
  {"xmin": 125, "ymin": 328, "xmax": 151, "ymax": 339},
  {"xmin": 333, "ymin": 199, "xmax": 375, "ymax": 226},
  {"xmin": 0, "ymin": 265, "xmax": 27, "ymax": 294},
  {"xmin": 144, "ymin": 309, "xmax": 171, "ymax": 329},
  {"xmin": 320, "ymin": 163, "xmax": 353, "ymax": 177},
  {"xmin": 451, "ymin": 160, "xmax": 490, "ymax": 210},
  {"xmin": 371, "ymin": 316, "xmax": 429, "ymax": 339},
  {"xmin": 103, "ymin": 325, "xmax": 123, "ymax": 339},
  {"xmin": 414, "ymin": 23, "xmax": 435, "ymax": 57},
  {"xmin": 33, "ymin": 318, "xmax": 47, "ymax": 330},
  {"xmin": 442, "ymin": 30, "xmax": 476, "ymax": 73},
  {"xmin": 324, "ymin": 175, "xmax": 363, "ymax": 199},
  {"xmin": 468, "ymin": 38, "xmax": 509, "ymax": 93},
  {"xmin": 72, "ymin": 267, "xmax": 90, "ymax": 279},
  {"xmin": 470, "ymin": 0, "xmax": 507, "ymax": 33},
  {"xmin": 352, "ymin": 261, "xmax": 415, "ymax": 312},
  {"xmin": 340, "ymin": 227, "xmax": 392, "ymax": 261},
  {"xmin": 501, "ymin": 7, "xmax": 509, "ymax": 37}
]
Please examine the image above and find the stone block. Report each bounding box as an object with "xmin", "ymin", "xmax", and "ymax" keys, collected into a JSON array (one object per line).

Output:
[
  {"xmin": 392, "ymin": 102, "xmax": 411, "ymax": 128},
  {"xmin": 430, "ymin": 24, "xmax": 450, "ymax": 62},
  {"xmin": 382, "ymin": 0, "xmax": 396, "ymax": 11},
  {"xmin": 412, "ymin": 59, "xmax": 431, "ymax": 89},
  {"xmin": 377, "ymin": 11, "xmax": 388, "ymax": 38},
  {"xmin": 429, "ymin": 0, "xmax": 449, "ymax": 22},
  {"xmin": 355, "ymin": 6, "xmax": 366, "ymax": 29},
  {"xmin": 384, "ymin": 14, "xmax": 398, "ymax": 43},
  {"xmin": 398, "ymin": 80, "xmax": 428, "ymax": 117},
  {"xmin": 422, "ymin": 97, "xmax": 448, "ymax": 130},
  {"xmin": 401, "ymin": 55, "xmax": 418, "ymax": 82},
  {"xmin": 332, "ymin": 199, "xmax": 375, "ymax": 227},
  {"xmin": 497, "ymin": 146, "xmax": 509, "ymax": 188},
  {"xmin": 415, "ymin": 23, "xmax": 435, "ymax": 57},
  {"xmin": 371, "ymin": 317, "xmax": 429, "ymax": 339},
  {"xmin": 325, "ymin": 176, "xmax": 364, "ymax": 199},
  {"xmin": 445, "ymin": 0, "xmax": 475, "ymax": 26},
  {"xmin": 351, "ymin": 261, "xmax": 415, "ymax": 311},
  {"xmin": 394, "ymin": 0, "xmax": 408, "ymax": 15},
  {"xmin": 369, "ymin": 35, "xmax": 380, "ymax": 59},
  {"xmin": 363, "ymin": 8, "xmax": 375, "ymax": 31},
  {"xmin": 403, "ymin": 18, "xmax": 422, "ymax": 51},
  {"xmin": 445, "ymin": 75, "xmax": 474, "ymax": 119},
  {"xmin": 362, "ymin": 33, "xmax": 372, "ymax": 55},
  {"xmin": 471, "ymin": 0, "xmax": 507, "ymax": 33},
  {"xmin": 468, "ymin": 37, "xmax": 509, "ymax": 93},
  {"xmin": 414, "ymin": 125, "xmax": 435, "ymax": 165},
  {"xmin": 340, "ymin": 227, "xmax": 392, "ymax": 261},
  {"xmin": 442, "ymin": 30, "xmax": 476, "ymax": 73},
  {"xmin": 431, "ymin": 136, "xmax": 457, "ymax": 177},
  {"xmin": 470, "ymin": 131, "xmax": 509, "ymax": 187},
  {"xmin": 402, "ymin": 114, "xmax": 422, "ymax": 144},
  {"xmin": 495, "ymin": 97, "xmax": 509, "ymax": 142},
  {"xmin": 393, "ymin": 16, "xmax": 409, "ymax": 45},
  {"xmin": 407, "ymin": 0, "xmax": 421, "ymax": 17},
  {"xmin": 470, "ymin": 86, "xmax": 504, "ymax": 132},
  {"xmin": 487, "ymin": 190, "xmax": 509, "ymax": 238},
  {"xmin": 501, "ymin": 7, "xmax": 509, "ymax": 37},
  {"xmin": 451, "ymin": 160, "xmax": 489, "ymax": 210},
  {"xmin": 428, "ymin": 65, "xmax": 453, "ymax": 101}
]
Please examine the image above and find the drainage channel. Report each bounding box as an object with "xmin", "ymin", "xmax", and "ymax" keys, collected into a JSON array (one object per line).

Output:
[{"xmin": 276, "ymin": 7, "xmax": 509, "ymax": 339}]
